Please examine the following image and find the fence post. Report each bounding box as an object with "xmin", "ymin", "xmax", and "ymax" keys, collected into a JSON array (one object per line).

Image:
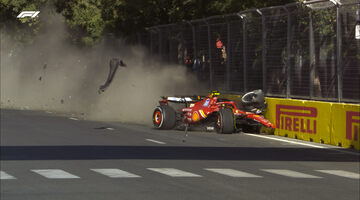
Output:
[
  {"xmin": 150, "ymin": 29, "xmax": 153, "ymax": 58},
  {"xmin": 226, "ymin": 20, "xmax": 231, "ymax": 91},
  {"xmin": 158, "ymin": 27, "xmax": 163, "ymax": 60},
  {"xmin": 189, "ymin": 22, "xmax": 197, "ymax": 61},
  {"xmin": 285, "ymin": 7, "xmax": 292, "ymax": 98},
  {"xmin": 167, "ymin": 27, "xmax": 172, "ymax": 62},
  {"xmin": 237, "ymin": 14, "xmax": 247, "ymax": 93},
  {"xmin": 180, "ymin": 26, "xmax": 185, "ymax": 65},
  {"xmin": 136, "ymin": 32, "xmax": 141, "ymax": 45},
  {"xmin": 205, "ymin": 19, "xmax": 214, "ymax": 90},
  {"xmin": 336, "ymin": 5, "xmax": 343, "ymax": 102},
  {"xmin": 243, "ymin": 18, "xmax": 247, "ymax": 93},
  {"xmin": 261, "ymin": 10, "xmax": 267, "ymax": 95},
  {"xmin": 309, "ymin": 12, "xmax": 315, "ymax": 99}
]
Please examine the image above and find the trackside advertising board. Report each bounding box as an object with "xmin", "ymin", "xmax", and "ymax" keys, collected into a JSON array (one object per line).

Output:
[{"xmin": 265, "ymin": 98, "xmax": 360, "ymax": 150}]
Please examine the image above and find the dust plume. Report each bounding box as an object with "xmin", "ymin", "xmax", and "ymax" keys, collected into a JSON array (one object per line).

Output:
[{"xmin": 0, "ymin": 10, "xmax": 203, "ymax": 125}]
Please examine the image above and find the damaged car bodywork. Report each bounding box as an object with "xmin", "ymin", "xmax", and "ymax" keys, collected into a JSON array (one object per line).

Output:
[{"xmin": 152, "ymin": 90, "xmax": 275, "ymax": 134}]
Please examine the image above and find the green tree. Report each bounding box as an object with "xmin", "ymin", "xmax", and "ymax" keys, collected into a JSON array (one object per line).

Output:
[{"xmin": 54, "ymin": 0, "xmax": 105, "ymax": 46}]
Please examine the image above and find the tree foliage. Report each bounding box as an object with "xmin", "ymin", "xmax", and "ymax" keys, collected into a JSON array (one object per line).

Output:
[{"xmin": 1, "ymin": 0, "xmax": 297, "ymax": 46}]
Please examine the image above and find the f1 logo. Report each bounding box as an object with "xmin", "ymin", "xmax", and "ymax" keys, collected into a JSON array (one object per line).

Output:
[
  {"xmin": 17, "ymin": 11, "xmax": 40, "ymax": 18},
  {"xmin": 346, "ymin": 111, "xmax": 360, "ymax": 141}
]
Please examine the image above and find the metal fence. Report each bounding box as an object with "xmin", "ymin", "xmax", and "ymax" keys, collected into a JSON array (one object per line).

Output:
[{"xmin": 136, "ymin": 0, "xmax": 360, "ymax": 103}]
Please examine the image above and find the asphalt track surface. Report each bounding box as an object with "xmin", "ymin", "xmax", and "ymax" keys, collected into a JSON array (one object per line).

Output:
[{"xmin": 1, "ymin": 109, "xmax": 359, "ymax": 200}]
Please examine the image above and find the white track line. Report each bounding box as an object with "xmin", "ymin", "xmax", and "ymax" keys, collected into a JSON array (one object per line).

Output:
[
  {"xmin": 262, "ymin": 169, "xmax": 321, "ymax": 178},
  {"xmin": 0, "ymin": 171, "xmax": 16, "ymax": 180},
  {"xmin": 205, "ymin": 168, "xmax": 262, "ymax": 178},
  {"xmin": 245, "ymin": 134, "xmax": 326, "ymax": 148},
  {"xmin": 32, "ymin": 169, "xmax": 80, "ymax": 179},
  {"xmin": 146, "ymin": 139, "xmax": 166, "ymax": 144},
  {"xmin": 316, "ymin": 170, "xmax": 360, "ymax": 179},
  {"xmin": 68, "ymin": 117, "xmax": 79, "ymax": 121},
  {"xmin": 244, "ymin": 134, "xmax": 360, "ymax": 156},
  {"xmin": 91, "ymin": 169, "xmax": 140, "ymax": 178},
  {"xmin": 147, "ymin": 168, "xmax": 202, "ymax": 177}
]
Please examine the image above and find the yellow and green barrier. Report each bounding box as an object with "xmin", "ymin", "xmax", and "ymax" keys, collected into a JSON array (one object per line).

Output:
[{"xmin": 264, "ymin": 98, "xmax": 360, "ymax": 150}]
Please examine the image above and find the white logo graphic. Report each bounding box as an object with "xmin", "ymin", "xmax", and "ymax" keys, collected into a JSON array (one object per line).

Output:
[
  {"xmin": 17, "ymin": 11, "xmax": 40, "ymax": 18},
  {"xmin": 356, "ymin": 24, "xmax": 360, "ymax": 40}
]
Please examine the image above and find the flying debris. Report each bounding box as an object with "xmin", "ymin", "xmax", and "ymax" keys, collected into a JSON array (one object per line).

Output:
[{"xmin": 98, "ymin": 58, "xmax": 127, "ymax": 93}]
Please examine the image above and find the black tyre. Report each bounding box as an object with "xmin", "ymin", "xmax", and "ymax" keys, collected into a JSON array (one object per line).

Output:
[
  {"xmin": 152, "ymin": 105, "xmax": 176, "ymax": 130},
  {"xmin": 215, "ymin": 108, "xmax": 234, "ymax": 134}
]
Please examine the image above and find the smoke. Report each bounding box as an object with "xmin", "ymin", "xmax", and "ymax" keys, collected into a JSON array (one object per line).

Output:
[{"xmin": 0, "ymin": 10, "xmax": 203, "ymax": 125}]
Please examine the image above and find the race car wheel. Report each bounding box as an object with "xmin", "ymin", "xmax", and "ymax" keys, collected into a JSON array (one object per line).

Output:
[
  {"xmin": 215, "ymin": 108, "xmax": 234, "ymax": 134},
  {"xmin": 152, "ymin": 105, "xmax": 176, "ymax": 130}
]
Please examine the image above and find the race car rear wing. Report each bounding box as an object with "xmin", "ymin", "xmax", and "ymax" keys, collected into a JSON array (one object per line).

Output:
[
  {"xmin": 159, "ymin": 95, "xmax": 205, "ymax": 105},
  {"xmin": 163, "ymin": 96, "xmax": 196, "ymax": 103}
]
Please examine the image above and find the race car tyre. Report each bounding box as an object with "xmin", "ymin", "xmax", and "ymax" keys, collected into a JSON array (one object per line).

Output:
[
  {"xmin": 152, "ymin": 105, "xmax": 176, "ymax": 130},
  {"xmin": 215, "ymin": 108, "xmax": 234, "ymax": 134}
]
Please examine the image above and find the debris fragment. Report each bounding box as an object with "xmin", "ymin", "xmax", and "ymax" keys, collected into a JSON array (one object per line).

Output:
[
  {"xmin": 98, "ymin": 58, "xmax": 127, "ymax": 94},
  {"xmin": 95, "ymin": 126, "xmax": 115, "ymax": 131}
]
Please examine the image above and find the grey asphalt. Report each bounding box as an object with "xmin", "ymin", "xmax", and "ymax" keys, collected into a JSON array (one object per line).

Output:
[{"xmin": 1, "ymin": 109, "xmax": 359, "ymax": 200}]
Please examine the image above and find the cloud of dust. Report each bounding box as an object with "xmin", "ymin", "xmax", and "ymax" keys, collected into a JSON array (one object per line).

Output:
[{"xmin": 0, "ymin": 10, "xmax": 204, "ymax": 125}]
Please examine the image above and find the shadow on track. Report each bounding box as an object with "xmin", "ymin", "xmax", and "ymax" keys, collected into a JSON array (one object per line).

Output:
[{"xmin": 1, "ymin": 146, "xmax": 359, "ymax": 162}]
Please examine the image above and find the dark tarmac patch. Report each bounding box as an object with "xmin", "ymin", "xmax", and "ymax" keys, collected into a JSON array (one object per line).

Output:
[{"xmin": 94, "ymin": 127, "xmax": 115, "ymax": 131}]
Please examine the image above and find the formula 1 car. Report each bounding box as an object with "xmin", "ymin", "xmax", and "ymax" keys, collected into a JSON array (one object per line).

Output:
[{"xmin": 152, "ymin": 90, "xmax": 275, "ymax": 134}]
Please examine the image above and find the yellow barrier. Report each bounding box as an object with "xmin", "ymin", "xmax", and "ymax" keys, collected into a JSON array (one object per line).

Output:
[
  {"xmin": 331, "ymin": 104, "xmax": 360, "ymax": 149},
  {"xmin": 264, "ymin": 98, "xmax": 360, "ymax": 150}
]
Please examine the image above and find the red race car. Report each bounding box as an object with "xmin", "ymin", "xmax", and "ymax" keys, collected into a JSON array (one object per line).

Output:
[{"xmin": 152, "ymin": 90, "xmax": 275, "ymax": 134}]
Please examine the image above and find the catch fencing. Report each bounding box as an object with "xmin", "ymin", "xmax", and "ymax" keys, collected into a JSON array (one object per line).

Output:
[{"xmin": 136, "ymin": 0, "xmax": 360, "ymax": 103}]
